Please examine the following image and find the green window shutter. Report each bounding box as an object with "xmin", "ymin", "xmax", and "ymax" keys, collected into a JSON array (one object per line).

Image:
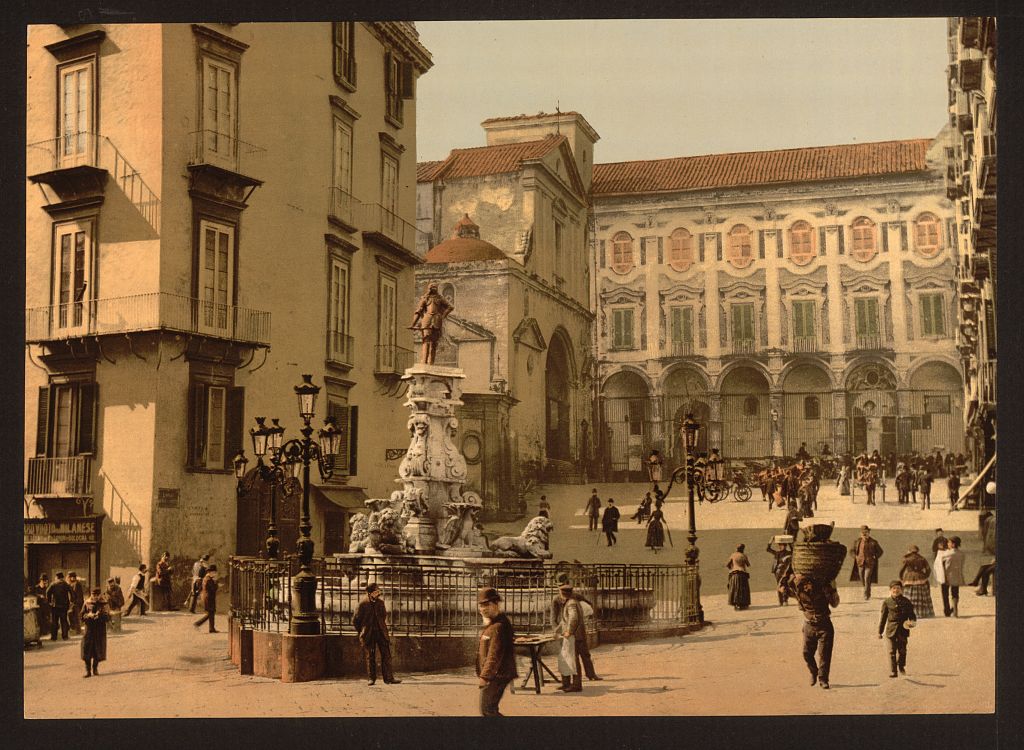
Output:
[
  {"xmin": 187, "ymin": 382, "xmax": 207, "ymax": 468},
  {"xmin": 932, "ymin": 295, "xmax": 945, "ymax": 336},
  {"xmin": 36, "ymin": 386, "xmax": 50, "ymax": 457},
  {"xmin": 868, "ymin": 299, "xmax": 879, "ymax": 334},
  {"xmin": 670, "ymin": 308, "xmax": 682, "ymax": 342},
  {"xmin": 75, "ymin": 382, "xmax": 98, "ymax": 455},
  {"xmin": 329, "ymin": 401, "xmax": 350, "ymax": 474},
  {"xmin": 920, "ymin": 295, "xmax": 934, "ymax": 335},
  {"xmin": 224, "ymin": 386, "xmax": 245, "ymax": 470},
  {"xmin": 623, "ymin": 309, "xmax": 634, "ymax": 347},
  {"xmin": 682, "ymin": 307, "xmax": 693, "ymax": 343}
]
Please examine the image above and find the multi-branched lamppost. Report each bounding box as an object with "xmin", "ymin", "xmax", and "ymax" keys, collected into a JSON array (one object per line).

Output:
[
  {"xmin": 232, "ymin": 374, "xmax": 341, "ymax": 635},
  {"xmin": 233, "ymin": 417, "xmax": 292, "ymax": 559},
  {"xmin": 662, "ymin": 412, "xmax": 703, "ymax": 625}
]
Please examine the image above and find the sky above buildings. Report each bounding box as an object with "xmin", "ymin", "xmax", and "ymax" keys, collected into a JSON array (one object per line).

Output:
[{"xmin": 415, "ymin": 18, "xmax": 949, "ymax": 164}]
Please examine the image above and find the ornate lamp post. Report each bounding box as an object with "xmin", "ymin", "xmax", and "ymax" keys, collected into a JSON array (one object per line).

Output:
[
  {"xmin": 233, "ymin": 417, "xmax": 292, "ymax": 560},
  {"xmin": 234, "ymin": 374, "xmax": 342, "ymax": 636},
  {"xmin": 663, "ymin": 413, "xmax": 703, "ymax": 625}
]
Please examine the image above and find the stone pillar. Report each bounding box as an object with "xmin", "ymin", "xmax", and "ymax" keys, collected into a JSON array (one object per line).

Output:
[
  {"xmin": 831, "ymin": 390, "xmax": 848, "ymax": 455},
  {"xmin": 824, "ymin": 227, "xmax": 845, "ymax": 353},
  {"xmin": 765, "ymin": 254, "xmax": 782, "ymax": 348},
  {"xmin": 706, "ymin": 258, "xmax": 721, "ymax": 358},
  {"xmin": 708, "ymin": 393, "xmax": 722, "ymax": 451},
  {"xmin": 770, "ymin": 392, "xmax": 784, "ymax": 458}
]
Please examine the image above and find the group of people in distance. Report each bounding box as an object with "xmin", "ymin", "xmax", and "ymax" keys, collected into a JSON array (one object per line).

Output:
[{"xmin": 28, "ymin": 553, "xmax": 220, "ymax": 678}]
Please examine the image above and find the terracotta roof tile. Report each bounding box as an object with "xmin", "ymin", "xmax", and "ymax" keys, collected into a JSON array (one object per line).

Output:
[
  {"xmin": 417, "ymin": 136, "xmax": 564, "ymax": 182},
  {"xmin": 592, "ymin": 139, "xmax": 933, "ymax": 195},
  {"xmin": 416, "ymin": 160, "xmax": 444, "ymax": 182},
  {"xmin": 481, "ymin": 111, "xmax": 582, "ymax": 124}
]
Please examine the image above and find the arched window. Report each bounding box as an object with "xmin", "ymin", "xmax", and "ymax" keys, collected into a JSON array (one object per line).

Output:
[
  {"xmin": 850, "ymin": 217, "xmax": 877, "ymax": 261},
  {"xmin": 611, "ymin": 231, "xmax": 634, "ymax": 274},
  {"xmin": 743, "ymin": 395, "xmax": 760, "ymax": 417},
  {"xmin": 726, "ymin": 224, "xmax": 753, "ymax": 269},
  {"xmin": 789, "ymin": 221, "xmax": 816, "ymax": 265},
  {"xmin": 668, "ymin": 228, "xmax": 694, "ymax": 272},
  {"xmin": 440, "ymin": 283, "xmax": 455, "ymax": 306},
  {"xmin": 914, "ymin": 212, "xmax": 943, "ymax": 258}
]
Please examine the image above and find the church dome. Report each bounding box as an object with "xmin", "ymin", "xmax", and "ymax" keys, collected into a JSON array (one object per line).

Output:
[{"xmin": 425, "ymin": 214, "xmax": 506, "ymax": 263}]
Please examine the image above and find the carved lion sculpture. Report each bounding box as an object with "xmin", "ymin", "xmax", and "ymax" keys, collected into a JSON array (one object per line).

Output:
[
  {"xmin": 348, "ymin": 513, "xmax": 370, "ymax": 553},
  {"xmin": 489, "ymin": 516, "xmax": 554, "ymax": 559}
]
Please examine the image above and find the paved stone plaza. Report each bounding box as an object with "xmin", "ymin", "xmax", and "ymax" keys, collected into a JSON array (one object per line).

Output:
[{"xmin": 24, "ymin": 482, "xmax": 993, "ymax": 718}]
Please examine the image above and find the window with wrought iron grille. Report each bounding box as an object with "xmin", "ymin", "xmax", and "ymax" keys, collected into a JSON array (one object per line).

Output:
[
  {"xmin": 332, "ymin": 22, "xmax": 356, "ymax": 89},
  {"xmin": 850, "ymin": 217, "xmax": 878, "ymax": 261}
]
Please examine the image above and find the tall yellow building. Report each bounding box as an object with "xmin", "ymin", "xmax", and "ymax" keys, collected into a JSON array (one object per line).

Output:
[
  {"xmin": 945, "ymin": 17, "xmax": 996, "ymax": 498},
  {"xmin": 24, "ymin": 22, "xmax": 432, "ymax": 588}
]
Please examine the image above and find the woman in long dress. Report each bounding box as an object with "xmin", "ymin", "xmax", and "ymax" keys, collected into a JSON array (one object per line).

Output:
[
  {"xmin": 726, "ymin": 544, "xmax": 752, "ymax": 610},
  {"xmin": 899, "ymin": 544, "xmax": 935, "ymax": 617},
  {"xmin": 645, "ymin": 508, "xmax": 666, "ymax": 553},
  {"xmin": 81, "ymin": 587, "xmax": 109, "ymax": 677}
]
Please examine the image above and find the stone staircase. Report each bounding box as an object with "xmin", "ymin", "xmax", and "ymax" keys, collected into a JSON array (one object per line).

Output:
[{"xmin": 542, "ymin": 458, "xmax": 584, "ymax": 484}]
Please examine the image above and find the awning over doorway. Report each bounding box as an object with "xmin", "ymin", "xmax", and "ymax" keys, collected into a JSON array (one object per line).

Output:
[{"xmin": 311, "ymin": 483, "xmax": 368, "ymax": 511}]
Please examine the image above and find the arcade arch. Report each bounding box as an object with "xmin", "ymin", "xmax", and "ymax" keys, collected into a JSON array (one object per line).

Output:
[
  {"xmin": 781, "ymin": 363, "xmax": 834, "ymax": 456},
  {"xmin": 720, "ymin": 365, "xmax": 771, "ymax": 459},
  {"xmin": 601, "ymin": 369, "xmax": 654, "ymax": 479}
]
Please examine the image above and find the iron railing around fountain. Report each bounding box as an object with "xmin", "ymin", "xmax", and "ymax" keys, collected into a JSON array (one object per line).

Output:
[{"xmin": 229, "ymin": 556, "xmax": 699, "ymax": 636}]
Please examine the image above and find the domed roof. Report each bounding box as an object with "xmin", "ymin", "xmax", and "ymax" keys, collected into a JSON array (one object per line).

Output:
[{"xmin": 425, "ymin": 215, "xmax": 506, "ymax": 263}]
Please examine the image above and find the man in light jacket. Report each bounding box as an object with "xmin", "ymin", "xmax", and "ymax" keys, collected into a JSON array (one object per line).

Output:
[
  {"xmin": 936, "ymin": 535, "xmax": 966, "ymax": 617},
  {"xmin": 556, "ymin": 584, "xmax": 588, "ymax": 692}
]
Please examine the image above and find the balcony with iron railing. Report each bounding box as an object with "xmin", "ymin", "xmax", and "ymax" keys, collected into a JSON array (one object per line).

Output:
[
  {"xmin": 188, "ymin": 130, "xmax": 266, "ymax": 181},
  {"xmin": 375, "ymin": 344, "xmax": 416, "ymax": 375},
  {"xmin": 358, "ymin": 202, "xmax": 420, "ymax": 257},
  {"xmin": 958, "ymin": 57, "xmax": 983, "ymax": 91},
  {"xmin": 855, "ymin": 333, "xmax": 885, "ymax": 351},
  {"xmin": 980, "ymin": 359, "xmax": 996, "ymax": 405},
  {"xmin": 26, "ymin": 456, "xmax": 93, "ymax": 497},
  {"xmin": 27, "ymin": 132, "xmax": 161, "ymax": 233},
  {"xmin": 327, "ymin": 331, "xmax": 354, "ymax": 367},
  {"xmin": 26, "ymin": 292, "xmax": 271, "ymax": 346},
  {"xmin": 730, "ymin": 339, "xmax": 757, "ymax": 355},
  {"xmin": 791, "ymin": 336, "xmax": 819, "ymax": 354},
  {"xmin": 667, "ymin": 340, "xmax": 695, "ymax": 358},
  {"xmin": 328, "ymin": 187, "xmax": 360, "ymax": 230}
]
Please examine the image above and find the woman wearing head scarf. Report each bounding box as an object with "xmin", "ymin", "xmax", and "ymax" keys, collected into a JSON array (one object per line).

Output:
[
  {"xmin": 726, "ymin": 544, "xmax": 752, "ymax": 610},
  {"xmin": 898, "ymin": 544, "xmax": 935, "ymax": 617}
]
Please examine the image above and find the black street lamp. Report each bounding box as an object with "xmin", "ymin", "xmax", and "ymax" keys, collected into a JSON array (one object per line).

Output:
[
  {"xmin": 234, "ymin": 374, "xmax": 342, "ymax": 636},
  {"xmin": 663, "ymin": 412, "xmax": 704, "ymax": 625},
  {"xmin": 233, "ymin": 417, "xmax": 294, "ymax": 560}
]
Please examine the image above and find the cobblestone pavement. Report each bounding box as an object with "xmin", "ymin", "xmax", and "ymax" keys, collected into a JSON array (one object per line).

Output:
[{"xmin": 24, "ymin": 588, "xmax": 994, "ymax": 718}]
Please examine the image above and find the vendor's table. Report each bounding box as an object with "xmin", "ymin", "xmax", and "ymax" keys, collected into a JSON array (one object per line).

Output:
[{"xmin": 513, "ymin": 636, "xmax": 559, "ymax": 694}]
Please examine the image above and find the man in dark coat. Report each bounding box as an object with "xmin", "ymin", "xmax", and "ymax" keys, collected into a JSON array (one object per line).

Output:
[
  {"xmin": 601, "ymin": 499, "xmax": 620, "ymax": 546},
  {"xmin": 931, "ymin": 528, "xmax": 948, "ymax": 556},
  {"xmin": 919, "ymin": 470, "xmax": 933, "ymax": 509},
  {"xmin": 947, "ymin": 471, "xmax": 961, "ymax": 511},
  {"xmin": 550, "ymin": 583, "xmax": 601, "ymax": 681},
  {"xmin": 476, "ymin": 587, "xmax": 517, "ymax": 717},
  {"xmin": 34, "ymin": 574, "xmax": 52, "ymax": 636},
  {"xmin": 352, "ymin": 582, "xmax": 401, "ymax": 685},
  {"xmin": 585, "ymin": 489, "xmax": 601, "ymax": 531},
  {"xmin": 46, "ymin": 571, "xmax": 71, "ymax": 640},
  {"xmin": 878, "ymin": 580, "xmax": 917, "ymax": 678},
  {"xmin": 81, "ymin": 587, "xmax": 109, "ymax": 677},
  {"xmin": 193, "ymin": 564, "xmax": 219, "ymax": 633},
  {"xmin": 850, "ymin": 526, "xmax": 884, "ymax": 600},
  {"xmin": 789, "ymin": 573, "xmax": 840, "ymax": 689},
  {"xmin": 66, "ymin": 571, "xmax": 85, "ymax": 634}
]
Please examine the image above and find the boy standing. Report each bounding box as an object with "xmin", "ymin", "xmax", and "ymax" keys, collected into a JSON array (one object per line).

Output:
[{"xmin": 878, "ymin": 580, "xmax": 917, "ymax": 677}]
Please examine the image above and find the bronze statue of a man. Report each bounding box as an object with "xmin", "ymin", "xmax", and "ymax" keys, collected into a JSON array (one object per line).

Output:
[{"xmin": 410, "ymin": 283, "xmax": 453, "ymax": 365}]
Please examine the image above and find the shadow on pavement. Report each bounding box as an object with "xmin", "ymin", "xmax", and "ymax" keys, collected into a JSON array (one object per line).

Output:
[
  {"xmin": 826, "ymin": 683, "xmax": 880, "ymax": 689},
  {"xmin": 903, "ymin": 678, "xmax": 945, "ymax": 688}
]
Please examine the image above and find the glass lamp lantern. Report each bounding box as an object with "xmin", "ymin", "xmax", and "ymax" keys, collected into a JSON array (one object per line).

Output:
[
  {"xmin": 250, "ymin": 417, "xmax": 270, "ymax": 458},
  {"xmin": 319, "ymin": 416, "xmax": 342, "ymax": 457},
  {"xmin": 295, "ymin": 374, "xmax": 321, "ymax": 421},
  {"xmin": 232, "ymin": 451, "xmax": 249, "ymax": 480},
  {"xmin": 268, "ymin": 418, "xmax": 285, "ymax": 455},
  {"xmin": 683, "ymin": 414, "xmax": 700, "ymax": 451}
]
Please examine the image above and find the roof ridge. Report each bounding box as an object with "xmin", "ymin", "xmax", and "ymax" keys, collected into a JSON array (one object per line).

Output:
[{"xmin": 594, "ymin": 138, "xmax": 933, "ymax": 169}]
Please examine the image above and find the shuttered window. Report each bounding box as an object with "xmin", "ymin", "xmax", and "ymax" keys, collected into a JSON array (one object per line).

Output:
[
  {"xmin": 919, "ymin": 293, "xmax": 946, "ymax": 337},
  {"xmin": 792, "ymin": 300, "xmax": 815, "ymax": 339},
  {"xmin": 332, "ymin": 22, "xmax": 356, "ymax": 87},
  {"xmin": 34, "ymin": 382, "xmax": 98, "ymax": 458},
  {"xmin": 327, "ymin": 400, "xmax": 359, "ymax": 477},
  {"xmin": 612, "ymin": 308, "xmax": 634, "ymax": 349},
  {"xmin": 670, "ymin": 306, "xmax": 693, "ymax": 345},
  {"xmin": 855, "ymin": 298, "xmax": 880, "ymax": 336},
  {"xmin": 188, "ymin": 381, "xmax": 244, "ymax": 470},
  {"xmin": 732, "ymin": 303, "xmax": 754, "ymax": 343}
]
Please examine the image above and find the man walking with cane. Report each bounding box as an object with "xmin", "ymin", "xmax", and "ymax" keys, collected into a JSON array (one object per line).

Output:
[{"xmin": 585, "ymin": 489, "xmax": 601, "ymax": 531}]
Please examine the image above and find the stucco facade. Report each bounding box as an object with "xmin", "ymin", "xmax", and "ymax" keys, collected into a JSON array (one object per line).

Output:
[
  {"xmin": 592, "ymin": 136, "xmax": 964, "ymax": 477},
  {"xmin": 25, "ymin": 22, "xmax": 432, "ymax": 588},
  {"xmin": 415, "ymin": 114, "xmax": 597, "ymax": 512}
]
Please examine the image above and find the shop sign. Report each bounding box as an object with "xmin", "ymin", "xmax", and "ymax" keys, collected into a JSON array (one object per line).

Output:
[{"xmin": 24, "ymin": 517, "xmax": 100, "ymax": 545}]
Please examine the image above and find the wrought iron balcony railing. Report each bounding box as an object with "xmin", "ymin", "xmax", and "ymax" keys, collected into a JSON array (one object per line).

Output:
[
  {"xmin": 27, "ymin": 456, "xmax": 92, "ymax": 497},
  {"xmin": 188, "ymin": 130, "xmax": 265, "ymax": 179},
  {"xmin": 375, "ymin": 344, "xmax": 415, "ymax": 375},
  {"xmin": 27, "ymin": 131, "xmax": 160, "ymax": 232},
  {"xmin": 26, "ymin": 292, "xmax": 271, "ymax": 345},
  {"xmin": 668, "ymin": 340, "xmax": 694, "ymax": 357},
  {"xmin": 792, "ymin": 336, "xmax": 819, "ymax": 353},
  {"xmin": 981, "ymin": 359, "xmax": 996, "ymax": 405},
  {"xmin": 328, "ymin": 186, "xmax": 359, "ymax": 228},
  {"xmin": 855, "ymin": 333, "xmax": 884, "ymax": 350},
  {"xmin": 731, "ymin": 339, "xmax": 757, "ymax": 355},
  {"xmin": 359, "ymin": 202, "xmax": 419, "ymax": 254}
]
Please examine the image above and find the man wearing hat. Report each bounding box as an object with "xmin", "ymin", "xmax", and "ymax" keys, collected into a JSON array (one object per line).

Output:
[
  {"xmin": 555, "ymin": 583, "xmax": 591, "ymax": 692},
  {"xmin": 788, "ymin": 572, "xmax": 840, "ymax": 689},
  {"xmin": 352, "ymin": 583, "xmax": 401, "ymax": 685},
  {"xmin": 124, "ymin": 564, "xmax": 149, "ymax": 617},
  {"xmin": 45, "ymin": 571, "xmax": 72, "ymax": 640},
  {"xmin": 193, "ymin": 564, "xmax": 219, "ymax": 633},
  {"xmin": 476, "ymin": 587, "xmax": 516, "ymax": 716},
  {"xmin": 878, "ymin": 580, "xmax": 917, "ymax": 677},
  {"xmin": 186, "ymin": 554, "xmax": 210, "ymax": 613},
  {"xmin": 551, "ymin": 578, "xmax": 601, "ymax": 681},
  {"xmin": 850, "ymin": 526, "xmax": 884, "ymax": 600}
]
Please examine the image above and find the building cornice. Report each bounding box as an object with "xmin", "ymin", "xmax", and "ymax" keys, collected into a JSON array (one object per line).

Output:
[{"xmin": 366, "ymin": 22, "xmax": 433, "ymax": 73}]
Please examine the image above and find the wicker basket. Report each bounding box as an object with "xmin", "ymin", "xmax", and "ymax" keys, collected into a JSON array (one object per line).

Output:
[{"xmin": 792, "ymin": 542, "xmax": 847, "ymax": 581}]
